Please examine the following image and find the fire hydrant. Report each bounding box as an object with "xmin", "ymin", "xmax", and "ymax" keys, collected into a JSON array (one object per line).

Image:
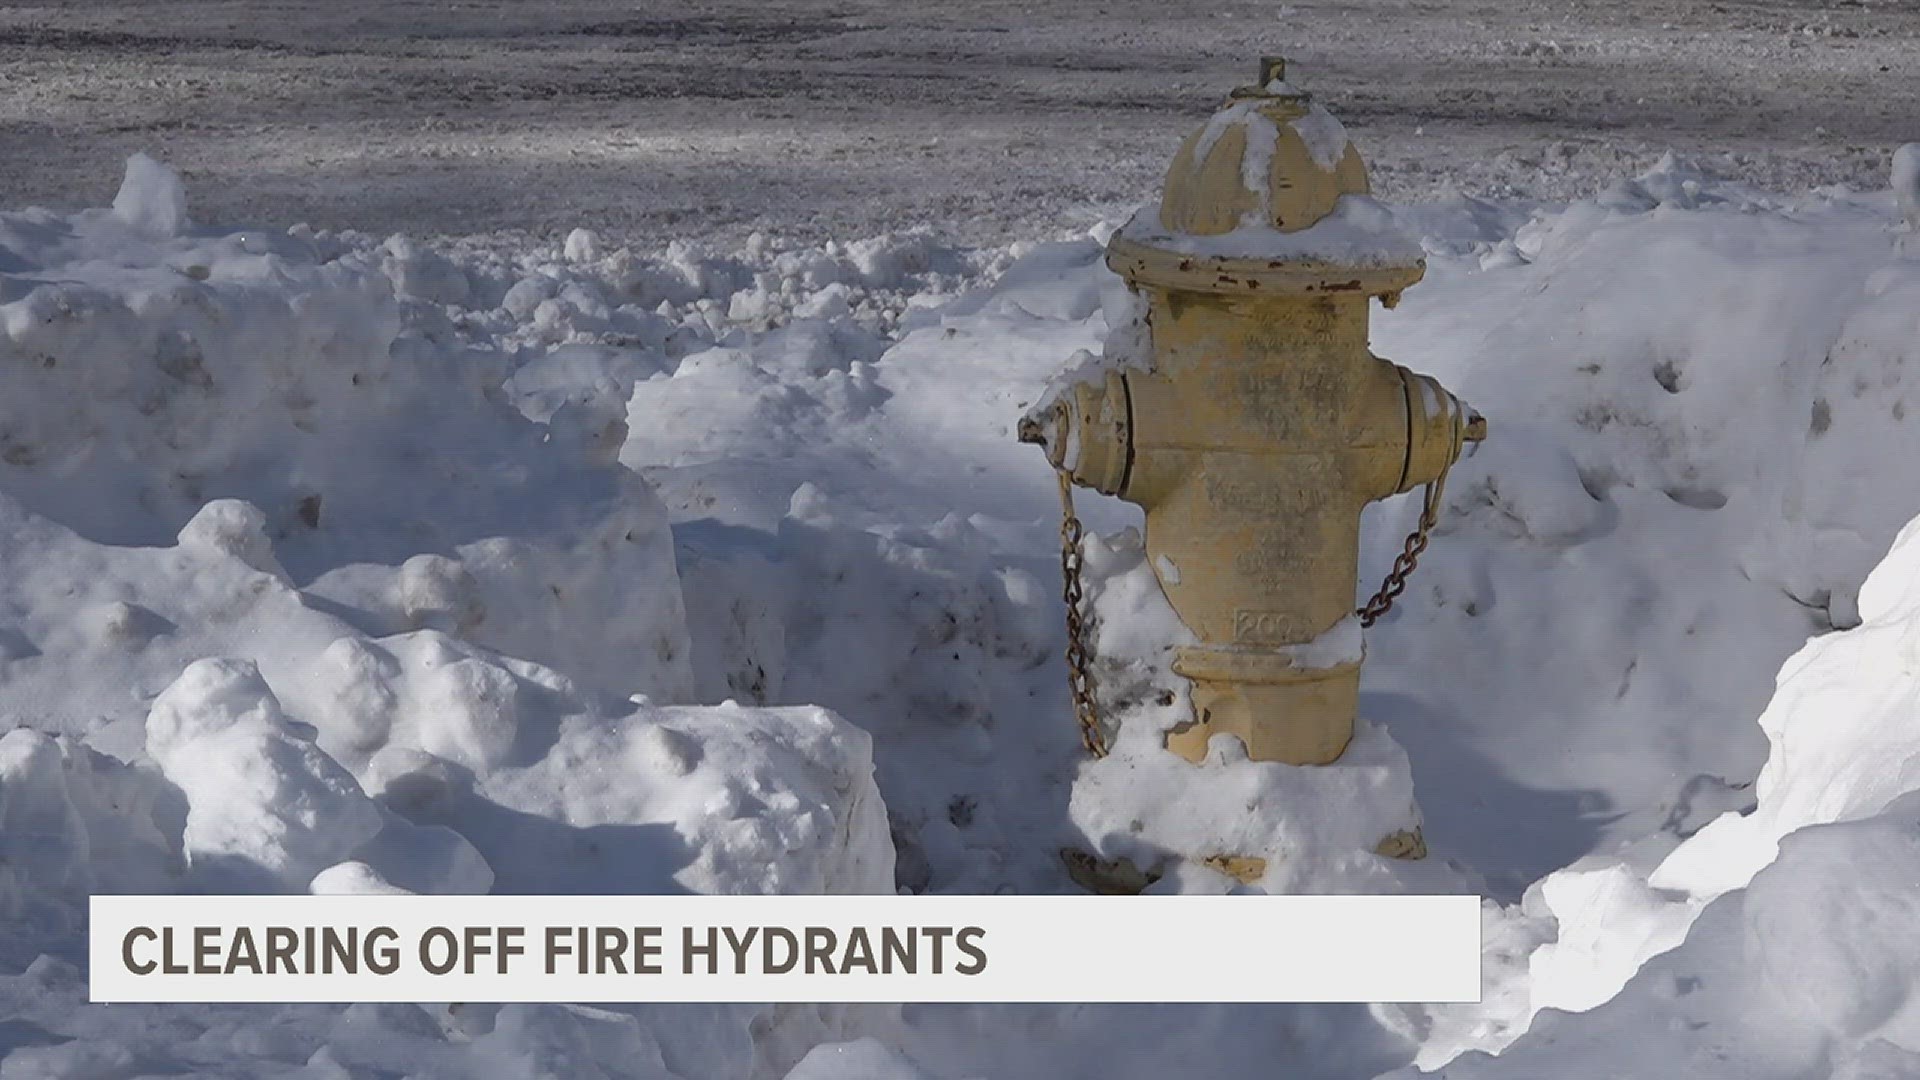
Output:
[{"xmin": 1022, "ymin": 57, "xmax": 1485, "ymax": 768}]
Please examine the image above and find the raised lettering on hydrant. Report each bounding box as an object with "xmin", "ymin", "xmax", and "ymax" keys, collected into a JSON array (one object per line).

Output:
[{"xmin": 1023, "ymin": 57, "xmax": 1486, "ymax": 767}]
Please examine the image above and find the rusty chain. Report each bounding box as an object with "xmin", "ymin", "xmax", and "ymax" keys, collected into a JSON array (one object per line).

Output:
[
  {"xmin": 1054, "ymin": 466, "xmax": 1109, "ymax": 758},
  {"xmin": 1049, "ymin": 401, "xmax": 1466, "ymax": 756},
  {"xmin": 1357, "ymin": 405, "xmax": 1465, "ymax": 627},
  {"xmin": 1356, "ymin": 474, "xmax": 1446, "ymax": 627}
]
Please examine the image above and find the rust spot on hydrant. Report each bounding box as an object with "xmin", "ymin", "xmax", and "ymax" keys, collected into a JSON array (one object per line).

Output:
[
  {"xmin": 1199, "ymin": 854, "xmax": 1268, "ymax": 883},
  {"xmin": 1373, "ymin": 829, "xmax": 1429, "ymax": 861},
  {"xmin": 1058, "ymin": 850, "xmax": 1270, "ymax": 893},
  {"xmin": 1060, "ymin": 850, "xmax": 1163, "ymax": 895}
]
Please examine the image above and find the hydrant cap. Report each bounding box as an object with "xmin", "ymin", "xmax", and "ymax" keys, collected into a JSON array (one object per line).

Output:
[
  {"xmin": 1159, "ymin": 56, "xmax": 1369, "ymax": 237},
  {"xmin": 1106, "ymin": 56, "xmax": 1426, "ymax": 298}
]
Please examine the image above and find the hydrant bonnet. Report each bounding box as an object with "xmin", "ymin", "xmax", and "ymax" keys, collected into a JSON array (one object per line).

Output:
[{"xmin": 1161, "ymin": 55, "xmax": 1369, "ymax": 237}]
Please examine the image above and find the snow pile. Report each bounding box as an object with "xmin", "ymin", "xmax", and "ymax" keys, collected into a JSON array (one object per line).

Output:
[
  {"xmin": 6, "ymin": 147, "xmax": 1920, "ymax": 1079},
  {"xmin": 1360, "ymin": 159, "xmax": 1920, "ymax": 873},
  {"xmin": 1355, "ymin": 158, "xmax": 1920, "ymax": 1071},
  {"xmin": 1413, "ymin": 507, "xmax": 1920, "ymax": 1076},
  {"xmin": 1431, "ymin": 803, "xmax": 1920, "ymax": 1080},
  {"xmin": 146, "ymin": 656, "xmax": 391, "ymax": 893},
  {"xmin": 0, "ymin": 157, "xmax": 900, "ymax": 1079},
  {"xmin": 0, "ymin": 166, "xmax": 693, "ymax": 710},
  {"xmin": 1662, "ymin": 511, "xmax": 1920, "ymax": 897}
]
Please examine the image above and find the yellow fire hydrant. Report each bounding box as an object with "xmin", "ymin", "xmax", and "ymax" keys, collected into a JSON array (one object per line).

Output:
[{"xmin": 1022, "ymin": 57, "xmax": 1485, "ymax": 768}]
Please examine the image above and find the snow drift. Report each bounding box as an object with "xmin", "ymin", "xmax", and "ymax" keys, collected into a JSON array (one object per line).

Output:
[{"xmin": 1425, "ymin": 513, "xmax": 1920, "ymax": 1078}]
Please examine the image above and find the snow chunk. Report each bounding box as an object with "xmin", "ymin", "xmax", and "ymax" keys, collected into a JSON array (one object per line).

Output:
[
  {"xmin": 177, "ymin": 500, "xmax": 290, "ymax": 583},
  {"xmin": 112, "ymin": 152, "xmax": 189, "ymax": 237},
  {"xmin": 1526, "ymin": 861, "xmax": 1696, "ymax": 1013},
  {"xmin": 285, "ymin": 631, "xmax": 545, "ymax": 773},
  {"xmin": 563, "ymin": 228, "xmax": 602, "ymax": 263},
  {"xmin": 1895, "ymin": 143, "xmax": 1920, "ymax": 232},
  {"xmin": 1427, "ymin": 794, "xmax": 1920, "ymax": 1080},
  {"xmin": 477, "ymin": 701, "xmax": 894, "ymax": 895},
  {"xmin": 310, "ymin": 861, "xmax": 414, "ymax": 895},
  {"xmin": 146, "ymin": 656, "xmax": 297, "ymax": 760},
  {"xmin": 0, "ymin": 729, "xmax": 184, "ymax": 917},
  {"xmin": 395, "ymin": 553, "xmax": 484, "ymax": 634},
  {"xmin": 146, "ymin": 658, "xmax": 385, "ymax": 892},
  {"xmin": 382, "ymin": 235, "xmax": 470, "ymax": 305},
  {"xmin": 266, "ymin": 630, "xmax": 893, "ymax": 896}
]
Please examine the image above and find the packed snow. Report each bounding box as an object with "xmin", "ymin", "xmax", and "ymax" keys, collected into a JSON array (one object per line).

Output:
[{"xmin": 3, "ymin": 142, "xmax": 1920, "ymax": 1079}]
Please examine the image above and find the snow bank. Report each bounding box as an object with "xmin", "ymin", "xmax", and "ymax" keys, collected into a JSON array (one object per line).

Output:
[
  {"xmin": 0, "ymin": 158, "xmax": 693, "ymax": 708},
  {"xmin": 81, "ymin": 618, "xmax": 893, "ymax": 899},
  {"xmin": 1425, "ymin": 793, "xmax": 1920, "ymax": 1080},
  {"xmin": 1363, "ymin": 155, "xmax": 1920, "ymax": 1070},
  {"xmin": 7, "ymin": 147, "xmax": 1920, "ymax": 1079},
  {"xmin": 1660, "ymin": 511, "xmax": 1920, "ymax": 899},
  {"xmin": 0, "ymin": 159, "xmax": 905, "ymax": 1079},
  {"xmin": 1422, "ymin": 505, "xmax": 1920, "ymax": 1074}
]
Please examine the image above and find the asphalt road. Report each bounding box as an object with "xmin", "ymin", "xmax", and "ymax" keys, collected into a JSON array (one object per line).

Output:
[{"xmin": 1, "ymin": 0, "xmax": 1915, "ymax": 244}]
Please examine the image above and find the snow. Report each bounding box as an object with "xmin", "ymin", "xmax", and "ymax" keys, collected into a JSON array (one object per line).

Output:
[
  {"xmin": 1423, "ymin": 794, "xmax": 1920, "ymax": 1080},
  {"xmin": 1284, "ymin": 614, "xmax": 1366, "ymax": 671},
  {"xmin": 1118, "ymin": 196, "xmax": 1426, "ymax": 266},
  {"xmin": 1238, "ymin": 111, "xmax": 1284, "ymax": 214},
  {"xmin": 1896, "ymin": 144, "xmax": 1920, "ymax": 232},
  {"xmin": 784, "ymin": 1038, "xmax": 946, "ymax": 1080},
  {"xmin": 1292, "ymin": 105, "xmax": 1355, "ymax": 173},
  {"xmin": 3, "ymin": 136, "xmax": 1920, "ymax": 1079},
  {"xmin": 1424, "ymin": 508, "xmax": 1920, "ymax": 1071},
  {"xmin": 109, "ymin": 153, "xmax": 189, "ymax": 239}
]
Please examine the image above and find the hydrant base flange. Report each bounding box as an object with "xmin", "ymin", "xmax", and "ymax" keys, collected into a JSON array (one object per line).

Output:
[{"xmin": 1168, "ymin": 646, "xmax": 1361, "ymax": 765}]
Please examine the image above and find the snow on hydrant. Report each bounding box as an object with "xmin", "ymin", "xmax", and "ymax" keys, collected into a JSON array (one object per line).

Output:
[{"xmin": 1022, "ymin": 57, "xmax": 1486, "ymax": 773}]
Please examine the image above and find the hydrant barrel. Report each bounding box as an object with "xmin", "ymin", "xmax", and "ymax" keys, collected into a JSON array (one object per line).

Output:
[{"xmin": 1027, "ymin": 58, "xmax": 1485, "ymax": 768}]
